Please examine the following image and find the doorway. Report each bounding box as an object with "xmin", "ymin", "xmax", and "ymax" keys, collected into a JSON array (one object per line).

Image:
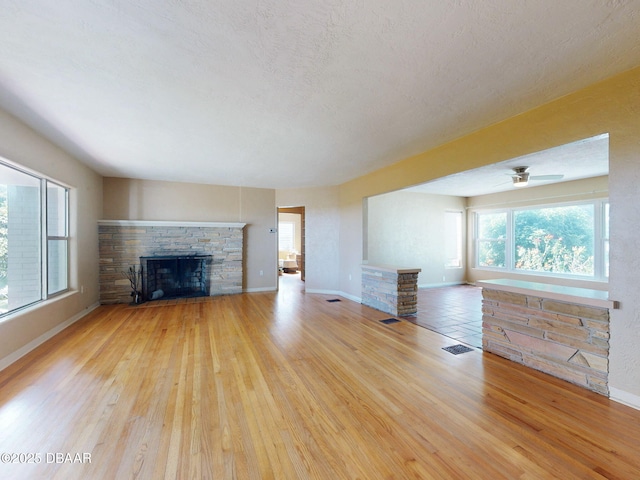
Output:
[{"xmin": 277, "ymin": 206, "xmax": 305, "ymax": 283}]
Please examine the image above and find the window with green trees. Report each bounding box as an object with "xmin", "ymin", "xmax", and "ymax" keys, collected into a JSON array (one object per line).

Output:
[
  {"xmin": 475, "ymin": 199, "xmax": 608, "ymax": 280},
  {"xmin": 477, "ymin": 211, "xmax": 507, "ymax": 268}
]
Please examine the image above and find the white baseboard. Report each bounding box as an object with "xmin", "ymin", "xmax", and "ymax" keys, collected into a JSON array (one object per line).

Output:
[
  {"xmin": 0, "ymin": 302, "xmax": 100, "ymax": 372},
  {"xmin": 609, "ymin": 387, "xmax": 640, "ymax": 411},
  {"xmin": 418, "ymin": 281, "xmax": 466, "ymax": 289},
  {"xmin": 305, "ymin": 289, "xmax": 362, "ymax": 304},
  {"xmin": 244, "ymin": 287, "xmax": 278, "ymax": 293}
]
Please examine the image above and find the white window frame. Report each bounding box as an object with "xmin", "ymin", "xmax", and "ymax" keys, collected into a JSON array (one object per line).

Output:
[
  {"xmin": 45, "ymin": 180, "xmax": 70, "ymax": 296},
  {"xmin": 0, "ymin": 159, "xmax": 70, "ymax": 318},
  {"xmin": 475, "ymin": 210, "xmax": 508, "ymax": 270},
  {"xmin": 474, "ymin": 198, "xmax": 609, "ymax": 282}
]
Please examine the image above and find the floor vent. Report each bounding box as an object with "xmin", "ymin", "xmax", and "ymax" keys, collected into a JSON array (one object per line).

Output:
[
  {"xmin": 326, "ymin": 299, "xmax": 341, "ymax": 303},
  {"xmin": 442, "ymin": 344, "xmax": 474, "ymax": 355},
  {"xmin": 380, "ymin": 318, "xmax": 400, "ymax": 325}
]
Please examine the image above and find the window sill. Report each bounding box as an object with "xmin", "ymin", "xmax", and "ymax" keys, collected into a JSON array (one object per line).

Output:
[
  {"xmin": 0, "ymin": 290, "xmax": 78, "ymax": 324},
  {"xmin": 477, "ymin": 278, "xmax": 616, "ymax": 309}
]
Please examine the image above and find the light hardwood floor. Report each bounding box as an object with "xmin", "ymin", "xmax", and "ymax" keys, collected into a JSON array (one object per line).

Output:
[{"xmin": 1, "ymin": 284, "xmax": 639, "ymax": 479}]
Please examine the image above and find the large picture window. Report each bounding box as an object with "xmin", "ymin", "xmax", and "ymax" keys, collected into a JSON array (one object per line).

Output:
[
  {"xmin": 0, "ymin": 161, "xmax": 69, "ymax": 317},
  {"xmin": 475, "ymin": 199, "xmax": 608, "ymax": 281}
]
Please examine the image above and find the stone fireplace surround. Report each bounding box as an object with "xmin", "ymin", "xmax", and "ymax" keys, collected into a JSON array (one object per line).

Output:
[
  {"xmin": 140, "ymin": 255, "xmax": 212, "ymax": 301},
  {"xmin": 98, "ymin": 220, "xmax": 245, "ymax": 304}
]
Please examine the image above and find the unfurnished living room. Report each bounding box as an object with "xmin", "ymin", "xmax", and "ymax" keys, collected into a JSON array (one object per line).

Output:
[{"xmin": 1, "ymin": 1, "xmax": 640, "ymax": 479}]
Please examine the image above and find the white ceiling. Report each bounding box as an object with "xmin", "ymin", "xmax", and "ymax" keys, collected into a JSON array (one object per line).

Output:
[
  {"xmin": 0, "ymin": 1, "xmax": 639, "ymax": 189},
  {"xmin": 405, "ymin": 133, "xmax": 610, "ymax": 197}
]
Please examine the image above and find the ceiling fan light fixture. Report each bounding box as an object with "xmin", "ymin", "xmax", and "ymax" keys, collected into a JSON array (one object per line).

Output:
[
  {"xmin": 513, "ymin": 174, "xmax": 529, "ymax": 187},
  {"xmin": 511, "ymin": 167, "xmax": 529, "ymax": 187}
]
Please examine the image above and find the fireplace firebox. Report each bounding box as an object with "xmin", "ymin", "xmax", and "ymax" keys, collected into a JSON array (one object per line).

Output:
[{"xmin": 140, "ymin": 255, "xmax": 212, "ymax": 301}]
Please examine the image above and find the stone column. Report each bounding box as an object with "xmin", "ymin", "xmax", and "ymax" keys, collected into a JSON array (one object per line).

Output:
[{"xmin": 361, "ymin": 265, "xmax": 421, "ymax": 316}]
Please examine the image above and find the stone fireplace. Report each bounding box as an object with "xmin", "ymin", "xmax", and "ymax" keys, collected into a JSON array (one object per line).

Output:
[
  {"xmin": 98, "ymin": 220, "xmax": 245, "ymax": 304},
  {"xmin": 141, "ymin": 255, "xmax": 212, "ymax": 301}
]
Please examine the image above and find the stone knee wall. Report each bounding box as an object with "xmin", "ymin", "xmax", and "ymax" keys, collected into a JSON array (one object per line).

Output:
[
  {"xmin": 482, "ymin": 288, "xmax": 610, "ymax": 395},
  {"xmin": 362, "ymin": 268, "xmax": 419, "ymax": 316},
  {"xmin": 99, "ymin": 222, "xmax": 244, "ymax": 304}
]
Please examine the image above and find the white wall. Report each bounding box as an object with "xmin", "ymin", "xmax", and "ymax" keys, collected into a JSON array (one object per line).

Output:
[
  {"xmin": 366, "ymin": 191, "xmax": 466, "ymax": 287},
  {"xmin": 276, "ymin": 186, "xmax": 341, "ymax": 294},
  {"xmin": 0, "ymin": 106, "xmax": 102, "ymax": 367}
]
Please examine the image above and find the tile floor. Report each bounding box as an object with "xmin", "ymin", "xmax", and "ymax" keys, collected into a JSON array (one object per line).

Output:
[
  {"xmin": 280, "ymin": 274, "xmax": 484, "ymax": 349},
  {"xmin": 406, "ymin": 284, "xmax": 483, "ymax": 349}
]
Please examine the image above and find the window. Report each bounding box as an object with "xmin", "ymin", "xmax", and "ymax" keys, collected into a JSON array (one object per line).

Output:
[
  {"xmin": 278, "ymin": 221, "xmax": 295, "ymax": 253},
  {"xmin": 475, "ymin": 199, "xmax": 608, "ymax": 281},
  {"xmin": 603, "ymin": 203, "xmax": 609, "ymax": 278},
  {"xmin": 476, "ymin": 211, "xmax": 507, "ymax": 268},
  {"xmin": 444, "ymin": 211, "xmax": 463, "ymax": 268},
  {"xmin": 0, "ymin": 160, "xmax": 70, "ymax": 316},
  {"xmin": 514, "ymin": 204, "xmax": 594, "ymax": 275},
  {"xmin": 47, "ymin": 182, "xmax": 69, "ymax": 295}
]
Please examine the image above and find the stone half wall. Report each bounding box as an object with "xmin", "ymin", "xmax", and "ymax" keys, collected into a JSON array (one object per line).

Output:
[
  {"xmin": 98, "ymin": 221, "xmax": 245, "ymax": 304},
  {"xmin": 482, "ymin": 288, "xmax": 610, "ymax": 396},
  {"xmin": 362, "ymin": 265, "xmax": 421, "ymax": 316}
]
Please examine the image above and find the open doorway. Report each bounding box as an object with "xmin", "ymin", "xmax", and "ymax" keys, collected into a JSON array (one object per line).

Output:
[
  {"xmin": 277, "ymin": 206, "xmax": 305, "ymax": 284},
  {"xmin": 364, "ymin": 133, "xmax": 609, "ymax": 288}
]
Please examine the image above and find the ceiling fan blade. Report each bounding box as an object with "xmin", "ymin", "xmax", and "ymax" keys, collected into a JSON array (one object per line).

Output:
[
  {"xmin": 493, "ymin": 179, "xmax": 513, "ymax": 187},
  {"xmin": 530, "ymin": 174, "xmax": 564, "ymax": 181}
]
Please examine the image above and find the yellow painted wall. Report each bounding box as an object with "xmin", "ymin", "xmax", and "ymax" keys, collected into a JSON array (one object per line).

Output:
[{"xmin": 337, "ymin": 66, "xmax": 640, "ymax": 403}]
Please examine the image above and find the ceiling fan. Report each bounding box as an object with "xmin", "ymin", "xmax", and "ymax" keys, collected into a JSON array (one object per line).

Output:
[{"xmin": 508, "ymin": 166, "xmax": 564, "ymax": 187}]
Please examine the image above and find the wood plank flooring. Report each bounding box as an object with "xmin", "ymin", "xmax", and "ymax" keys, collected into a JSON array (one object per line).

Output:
[{"xmin": 1, "ymin": 286, "xmax": 639, "ymax": 479}]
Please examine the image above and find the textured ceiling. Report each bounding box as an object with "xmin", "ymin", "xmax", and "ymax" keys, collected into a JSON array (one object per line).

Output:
[{"xmin": 0, "ymin": 1, "xmax": 639, "ymax": 189}]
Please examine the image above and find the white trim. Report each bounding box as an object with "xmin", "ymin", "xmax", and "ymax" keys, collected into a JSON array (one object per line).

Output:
[
  {"xmin": 472, "ymin": 199, "xmax": 609, "ymax": 282},
  {"xmin": 306, "ymin": 289, "xmax": 362, "ymax": 303},
  {"xmin": 609, "ymin": 387, "xmax": 640, "ymax": 411},
  {"xmin": 477, "ymin": 278, "xmax": 615, "ymax": 309},
  {"xmin": 418, "ymin": 281, "xmax": 465, "ymax": 289},
  {"xmin": 0, "ymin": 302, "xmax": 100, "ymax": 372},
  {"xmin": 98, "ymin": 220, "xmax": 246, "ymax": 228},
  {"xmin": 244, "ymin": 287, "xmax": 278, "ymax": 293},
  {"xmin": 361, "ymin": 264, "xmax": 422, "ymax": 274}
]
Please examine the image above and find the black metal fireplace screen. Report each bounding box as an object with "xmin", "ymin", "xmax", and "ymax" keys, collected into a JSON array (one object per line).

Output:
[{"xmin": 140, "ymin": 255, "xmax": 212, "ymax": 301}]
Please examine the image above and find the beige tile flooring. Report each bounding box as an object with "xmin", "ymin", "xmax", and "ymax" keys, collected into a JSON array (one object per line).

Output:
[{"xmin": 406, "ymin": 284, "xmax": 483, "ymax": 349}]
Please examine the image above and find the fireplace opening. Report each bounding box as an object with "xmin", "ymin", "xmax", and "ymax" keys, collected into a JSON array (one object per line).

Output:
[{"xmin": 140, "ymin": 255, "xmax": 212, "ymax": 301}]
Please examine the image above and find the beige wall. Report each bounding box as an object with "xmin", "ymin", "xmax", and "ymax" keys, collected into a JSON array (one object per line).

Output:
[
  {"xmin": 103, "ymin": 178, "xmax": 277, "ymax": 292},
  {"xmin": 337, "ymin": 66, "xmax": 640, "ymax": 404},
  {"xmin": 466, "ymin": 176, "xmax": 609, "ymax": 290},
  {"xmin": 0, "ymin": 107, "xmax": 102, "ymax": 367},
  {"xmin": 276, "ymin": 186, "xmax": 341, "ymax": 294},
  {"xmin": 366, "ymin": 191, "xmax": 466, "ymax": 286}
]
